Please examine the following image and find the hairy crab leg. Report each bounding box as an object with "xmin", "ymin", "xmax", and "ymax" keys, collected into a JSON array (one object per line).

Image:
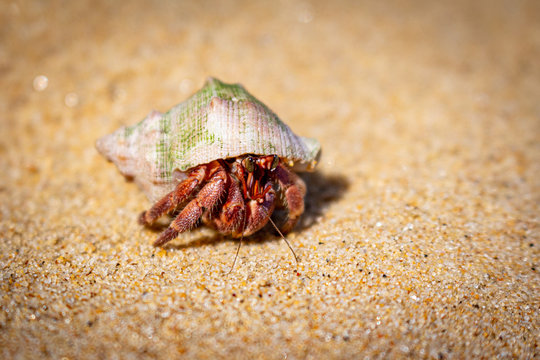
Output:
[
  {"xmin": 139, "ymin": 165, "xmax": 208, "ymax": 226},
  {"xmin": 153, "ymin": 162, "xmax": 228, "ymax": 246},
  {"xmin": 211, "ymin": 177, "xmax": 246, "ymax": 236},
  {"xmin": 241, "ymin": 182, "xmax": 276, "ymax": 237},
  {"xmin": 274, "ymin": 163, "xmax": 306, "ymax": 234}
]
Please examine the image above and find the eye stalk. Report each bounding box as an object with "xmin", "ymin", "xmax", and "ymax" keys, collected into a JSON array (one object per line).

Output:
[
  {"xmin": 242, "ymin": 156, "xmax": 255, "ymax": 172},
  {"xmin": 270, "ymin": 155, "xmax": 279, "ymax": 170}
]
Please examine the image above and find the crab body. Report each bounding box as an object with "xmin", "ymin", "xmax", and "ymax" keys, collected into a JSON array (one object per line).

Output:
[{"xmin": 96, "ymin": 77, "xmax": 320, "ymax": 246}]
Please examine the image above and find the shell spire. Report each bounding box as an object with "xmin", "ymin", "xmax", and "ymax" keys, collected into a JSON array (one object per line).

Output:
[{"xmin": 96, "ymin": 77, "xmax": 321, "ymax": 202}]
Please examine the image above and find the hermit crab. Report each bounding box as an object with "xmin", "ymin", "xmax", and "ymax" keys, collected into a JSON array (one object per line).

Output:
[{"xmin": 96, "ymin": 77, "xmax": 320, "ymax": 248}]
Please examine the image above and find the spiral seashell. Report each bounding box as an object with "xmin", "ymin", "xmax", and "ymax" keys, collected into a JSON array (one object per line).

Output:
[{"xmin": 96, "ymin": 77, "xmax": 321, "ymax": 202}]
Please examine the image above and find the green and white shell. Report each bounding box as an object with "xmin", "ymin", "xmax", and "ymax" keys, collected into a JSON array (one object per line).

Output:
[{"xmin": 96, "ymin": 77, "xmax": 321, "ymax": 202}]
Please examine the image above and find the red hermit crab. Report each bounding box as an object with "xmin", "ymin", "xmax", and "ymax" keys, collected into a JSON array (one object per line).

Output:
[{"xmin": 96, "ymin": 78, "xmax": 321, "ymax": 247}]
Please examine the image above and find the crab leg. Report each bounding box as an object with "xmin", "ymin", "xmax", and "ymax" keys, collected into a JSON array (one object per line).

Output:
[
  {"xmin": 209, "ymin": 177, "xmax": 246, "ymax": 236},
  {"xmin": 153, "ymin": 163, "xmax": 228, "ymax": 246},
  {"xmin": 240, "ymin": 182, "xmax": 276, "ymax": 237},
  {"xmin": 274, "ymin": 163, "xmax": 306, "ymax": 234},
  {"xmin": 139, "ymin": 165, "xmax": 208, "ymax": 226}
]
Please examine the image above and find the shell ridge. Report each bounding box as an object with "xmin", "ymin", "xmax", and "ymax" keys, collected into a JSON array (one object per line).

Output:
[
  {"xmin": 227, "ymin": 100, "xmax": 236, "ymax": 155},
  {"xmin": 277, "ymin": 111, "xmax": 288, "ymax": 161},
  {"xmin": 257, "ymin": 104, "xmax": 266, "ymax": 154},
  {"xmin": 233, "ymin": 98, "xmax": 241, "ymax": 157},
  {"xmin": 225, "ymin": 96, "xmax": 232, "ymax": 158}
]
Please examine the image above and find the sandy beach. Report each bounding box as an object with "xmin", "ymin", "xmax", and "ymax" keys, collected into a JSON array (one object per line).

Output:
[{"xmin": 1, "ymin": 0, "xmax": 538, "ymax": 358}]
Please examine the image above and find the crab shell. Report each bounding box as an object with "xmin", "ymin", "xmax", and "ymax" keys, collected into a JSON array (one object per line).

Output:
[{"xmin": 96, "ymin": 77, "xmax": 321, "ymax": 202}]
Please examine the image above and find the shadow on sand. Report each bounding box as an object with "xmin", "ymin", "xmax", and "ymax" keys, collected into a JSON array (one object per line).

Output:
[{"xmin": 295, "ymin": 171, "xmax": 349, "ymax": 231}]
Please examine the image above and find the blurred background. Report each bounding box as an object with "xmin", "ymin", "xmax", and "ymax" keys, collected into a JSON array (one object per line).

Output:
[{"xmin": 1, "ymin": 0, "xmax": 538, "ymax": 358}]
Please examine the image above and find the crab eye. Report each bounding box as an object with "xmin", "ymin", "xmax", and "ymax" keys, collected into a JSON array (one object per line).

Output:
[
  {"xmin": 270, "ymin": 155, "xmax": 279, "ymax": 170},
  {"xmin": 243, "ymin": 157, "xmax": 255, "ymax": 172}
]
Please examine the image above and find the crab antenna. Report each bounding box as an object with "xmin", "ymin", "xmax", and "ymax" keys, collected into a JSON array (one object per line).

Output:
[
  {"xmin": 227, "ymin": 213, "xmax": 247, "ymax": 275},
  {"xmin": 227, "ymin": 238, "xmax": 242, "ymax": 275},
  {"xmin": 267, "ymin": 216, "xmax": 299, "ymax": 265}
]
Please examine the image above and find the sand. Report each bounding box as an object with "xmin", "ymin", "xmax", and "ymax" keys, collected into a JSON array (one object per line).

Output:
[{"xmin": 0, "ymin": 0, "xmax": 538, "ymax": 358}]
